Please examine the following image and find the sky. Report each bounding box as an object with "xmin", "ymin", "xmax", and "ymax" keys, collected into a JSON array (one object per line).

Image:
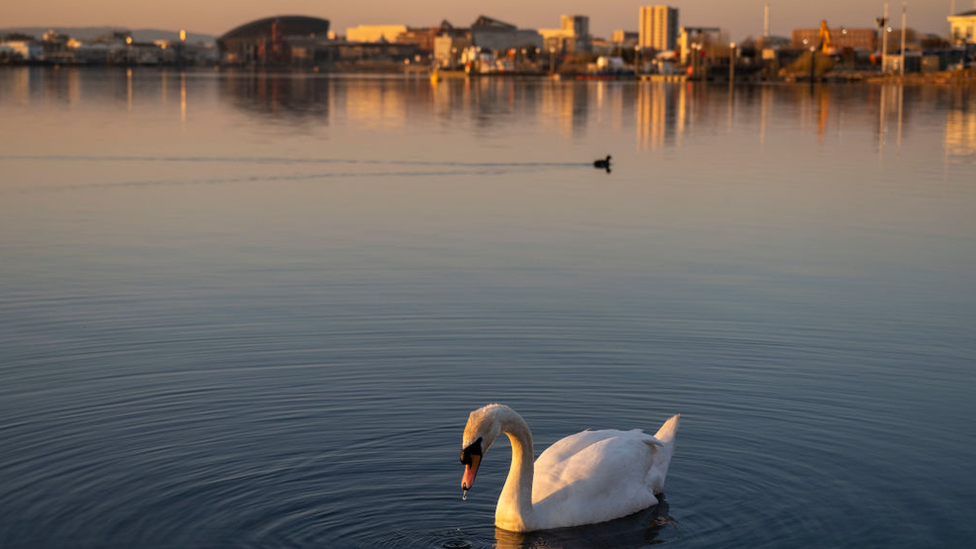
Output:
[{"xmin": 1, "ymin": 0, "xmax": 966, "ymax": 41}]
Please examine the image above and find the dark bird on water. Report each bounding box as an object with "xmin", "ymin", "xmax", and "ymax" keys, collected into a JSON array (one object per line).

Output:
[{"xmin": 594, "ymin": 155, "xmax": 611, "ymax": 172}]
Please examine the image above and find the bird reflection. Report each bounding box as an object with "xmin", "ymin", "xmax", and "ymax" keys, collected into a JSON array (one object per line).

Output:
[{"xmin": 494, "ymin": 497, "xmax": 674, "ymax": 549}]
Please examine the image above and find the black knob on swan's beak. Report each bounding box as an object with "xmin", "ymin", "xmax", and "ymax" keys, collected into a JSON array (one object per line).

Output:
[{"xmin": 460, "ymin": 436, "xmax": 483, "ymax": 464}]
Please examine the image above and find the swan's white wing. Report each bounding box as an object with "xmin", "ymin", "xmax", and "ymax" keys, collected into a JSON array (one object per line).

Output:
[
  {"xmin": 536, "ymin": 430, "xmax": 619, "ymax": 466},
  {"xmin": 530, "ymin": 429, "xmax": 662, "ymax": 528},
  {"xmin": 535, "ymin": 429, "xmax": 661, "ymax": 469}
]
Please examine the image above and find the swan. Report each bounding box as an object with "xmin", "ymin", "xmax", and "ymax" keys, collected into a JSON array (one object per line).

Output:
[
  {"xmin": 593, "ymin": 155, "xmax": 612, "ymax": 171},
  {"xmin": 459, "ymin": 404, "xmax": 679, "ymax": 532}
]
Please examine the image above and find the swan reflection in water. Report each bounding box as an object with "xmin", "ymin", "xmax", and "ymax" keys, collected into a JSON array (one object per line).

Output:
[{"xmin": 493, "ymin": 497, "xmax": 675, "ymax": 549}]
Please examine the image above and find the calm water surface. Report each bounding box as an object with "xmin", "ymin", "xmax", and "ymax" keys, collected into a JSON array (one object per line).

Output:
[{"xmin": 1, "ymin": 68, "xmax": 975, "ymax": 548}]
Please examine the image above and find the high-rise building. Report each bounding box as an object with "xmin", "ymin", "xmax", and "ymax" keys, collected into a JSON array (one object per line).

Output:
[
  {"xmin": 639, "ymin": 6, "xmax": 679, "ymax": 51},
  {"xmin": 561, "ymin": 15, "xmax": 590, "ymax": 39},
  {"xmin": 541, "ymin": 15, "xmax": 591, "ymax": 54}
]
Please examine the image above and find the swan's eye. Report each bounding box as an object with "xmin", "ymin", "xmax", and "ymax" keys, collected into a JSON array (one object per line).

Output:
[{"xmin": 460, "ymin": 436, "xmax": 483, "ymax": 465}]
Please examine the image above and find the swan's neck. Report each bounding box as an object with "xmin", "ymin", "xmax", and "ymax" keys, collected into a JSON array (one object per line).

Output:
[{"xmin": 495, "ymin": 410, "xmax": 536, "ymax": 531}]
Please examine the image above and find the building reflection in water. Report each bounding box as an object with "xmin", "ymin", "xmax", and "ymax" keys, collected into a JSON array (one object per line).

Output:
[
  {"xmin": 218, "ymin": 72, "xmax": 331, "ymax": 122},
  {"xmin": 539, "ymin": 82, "xmax": 590, "ymax": 138},
  {"xmin": 343, "ymin": 79, "xmax": 408, "ymax": 128},
  {"xmin": 945, "ymin": 89, "xmax": 976, "ymax": 159},
  {"xmin": 636, "ymin": 82, "xmax": 686, "ymax": 151},
  {"xmin": 7, "ymin": 68, "xmax": 976, "ymax": 165},
  {"xmin": 2, "ymin": 66, "xmax": 83, "ymax": 107}
]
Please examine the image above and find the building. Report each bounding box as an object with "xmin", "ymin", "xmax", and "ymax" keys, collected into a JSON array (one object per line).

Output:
[
  {"xmin": 433, "ymin": 34, "xmax": 471, "ymax": 67},
  {"xmin": 540, "ymin": 15, "xmax": 590, "ymax": 54},
  {"xmin": 590, "ymin": 37, "xmax": 614, "ymax": 55},
  {"xmin": 948, "ymin": 9, "xmax": 976, "ymax": 45},
  {"xmin": 639, "ymin": 5, "xmax": 679, "ymax": 51},
  {"xmin": 539, "ymin": 28, "xmax": 574, "ymax": 53},
  {"xmin": 218, "ymin": 15, "xmax": 331, "ymax": 64},
  {"xmin": 561, "ymin": 15, "xmax": 589, "ymax": 39},
  {"xmin": 612, "ymin": 30, "xmax": 639, "ymax": 47},
  {"xmin": 791, "ymin": 28, "xmax": 876, "ymax": 51},
  {"xmin": 293, "ymin": 39, "xmax": 419, "ymax": 67},
  {"xmin": 396, "ymin": 21, "xmax": 465, "ymax": 53},
  {"xmin": 396, "ymin": 28, "xmax": 437, "ymax": 52},
  {"xmin": 345, "ymin": 25, "xmax": 408, "ymax": 43},
  {"xmin": 470, "ymin": 15, "xmax": 542, "ymax": 53},
  {"xmin": 0, "ymin": 40, "xmax": 44, "ymax": 61}
]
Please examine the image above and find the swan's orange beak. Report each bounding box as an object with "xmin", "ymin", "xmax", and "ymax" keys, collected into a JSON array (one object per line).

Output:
[
  {"xmin": 461, "ymin": 454, "xmax": 481, "ymax": 490},
  {"xmin": 460, "ymin": 436, "xmax": 483, "ymax": 490}
]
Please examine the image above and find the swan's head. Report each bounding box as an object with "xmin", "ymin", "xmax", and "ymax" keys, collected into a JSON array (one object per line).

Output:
[{"xmin": 460, "ymin": 404, "xmax": 505, "ymax": 491}]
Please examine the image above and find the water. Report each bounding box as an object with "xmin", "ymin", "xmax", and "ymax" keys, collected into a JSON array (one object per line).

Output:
[{"xmin": 1, "ymin": 68, "xmax": 975, "ymax": 549}]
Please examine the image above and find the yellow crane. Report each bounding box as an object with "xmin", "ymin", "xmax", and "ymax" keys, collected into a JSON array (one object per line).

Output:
[{"xmin": 819, "ymin": 21, "xmax": 838, "ymax": 55}]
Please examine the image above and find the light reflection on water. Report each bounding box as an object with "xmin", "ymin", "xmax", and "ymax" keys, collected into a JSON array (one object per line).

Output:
[{"xmin": 1, "ymin": 68, "xmax": 975, "ymax": 549}]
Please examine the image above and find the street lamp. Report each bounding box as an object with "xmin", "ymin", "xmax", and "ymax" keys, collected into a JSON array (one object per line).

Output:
[
  {"xmin": 880, "ymin": 1, "xmax": 890, "ymax": 73},
  {"xmin": 809, "ymin": 45, "xmax": 817, "ymax": 83},
  {"xmin": 729, "ymin": 42, "xmax": 736, "ymax": 84},
  {"xmin": 179, "ymin": 29, "xmax": 186, "ymax": 67}
]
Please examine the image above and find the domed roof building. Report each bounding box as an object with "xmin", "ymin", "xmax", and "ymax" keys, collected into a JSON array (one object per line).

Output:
[{"xmin": 218, "ymin": 15, "xmax": 330, "ymax": 64}]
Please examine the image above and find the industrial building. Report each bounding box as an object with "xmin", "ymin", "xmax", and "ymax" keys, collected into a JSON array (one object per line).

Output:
[
  {"xmin": 217, "ymin": 15, "xmax": 331, "ymax": 64},
  {"xmin": 639, "ymin": 5, "xmax": 679, "ymax": 52},
  {"xmin": 470, "ymin": 15, "xmax": 542, "ymax": 52}
]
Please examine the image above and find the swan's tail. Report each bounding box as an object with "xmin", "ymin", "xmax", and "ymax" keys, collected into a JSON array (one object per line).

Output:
[
  {"xmin": 647, "ymin": 414, "xmax": 680, "ymax": 495},
  {"xmin": 653, "ymin": 414, "xmax": 680, "ymax": 444}
]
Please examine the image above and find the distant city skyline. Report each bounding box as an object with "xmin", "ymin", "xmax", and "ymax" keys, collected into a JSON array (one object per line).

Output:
[{"xmin": 2, "ymin": 0, "xmax": 966, "ymax": 40}]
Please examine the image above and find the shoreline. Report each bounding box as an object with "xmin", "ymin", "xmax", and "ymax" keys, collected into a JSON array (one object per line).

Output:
[{"xmin": 3, "ymin": 63, "xmax": 976, "ymax": 86}]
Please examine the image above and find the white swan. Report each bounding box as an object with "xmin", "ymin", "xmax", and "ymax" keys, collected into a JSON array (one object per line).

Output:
[{"xmin": 459, "ymin": 404, "xmax": 680, "ymax": 532}]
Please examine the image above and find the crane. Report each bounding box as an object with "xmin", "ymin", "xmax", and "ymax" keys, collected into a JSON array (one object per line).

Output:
[{"xmin": 818, "ymin": 21, "xmax": 838, "ymax": 55}]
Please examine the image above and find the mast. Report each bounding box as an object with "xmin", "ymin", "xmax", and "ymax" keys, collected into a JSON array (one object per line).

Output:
[
  {"xmin": 881, "ymin": 2, "xmax": 889, "ymax": 73},
  {"xmin": 763, "ymin": 4, "xmax": 770, "ymax": 38},
  {"xmin": 900, "ymin": 2, "xmax": 906, "ymax": 78}
]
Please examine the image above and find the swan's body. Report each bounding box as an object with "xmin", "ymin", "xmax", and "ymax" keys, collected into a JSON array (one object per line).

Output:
[
  {"xmin": 593, "ymin": 155, "xmax": 612, "ymax": 172},
  {"xmin": 460, "ymin": 404, "xmax": 679, "ymax": 532}
]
